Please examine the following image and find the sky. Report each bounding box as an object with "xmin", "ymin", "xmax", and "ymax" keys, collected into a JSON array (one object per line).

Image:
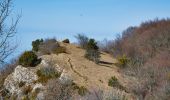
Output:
[{"xmin": 8, "ymin": 0, "xmax": 170, "ymax": 59}]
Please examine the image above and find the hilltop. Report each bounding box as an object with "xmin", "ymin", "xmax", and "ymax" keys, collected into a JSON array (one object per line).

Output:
[{"xmin": 0, "ymin": 41, "xmax": 134, "ymax": 99}]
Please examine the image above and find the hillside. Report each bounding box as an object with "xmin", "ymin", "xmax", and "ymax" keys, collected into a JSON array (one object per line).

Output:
[
  {"xmin": 106, "ymin": 19, "xmax": 170, "ymax": 100},
  {"xmin": 41, "ymin": 42, "xmax": 127, "ymax": 90},
  {"xmin": 0, "ymin": 42, "xmax": 135, "ymax": 100}
]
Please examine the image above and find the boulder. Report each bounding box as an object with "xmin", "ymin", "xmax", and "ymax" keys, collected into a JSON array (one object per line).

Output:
[
  {"xmin": 13, "ymin": 65, "xmax": 38, "ymax": 83},
  {"xmin": 41, "ymin": 60, "xmax": 49, "ymax": 67},
  {"xmin": 4, "ymin": 65, "xmax": 38, "ymax": 95},
  {"xmin": 4, "ymin": 74, "xmax": 19, "ymax": 94},
  {"xmin": 59, "ymin": 70, "xmax": 73, "ymax": 85}
]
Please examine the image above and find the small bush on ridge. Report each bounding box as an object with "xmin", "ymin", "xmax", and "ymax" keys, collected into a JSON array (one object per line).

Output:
[
  {"xmin": 85, "ymin": 39, "xmax": 100, "ymax": 63},
  {"xmin": 38, "ymin": 38, "xmax": 67, "ymax": 55},
  {"xmin": 39, "ymin": 38, "xmax": 59, "ymax": 55},
  {"xmin": 32, "ymin": 39, "xmax": 43, "ymax": 52},
  {"xmin": 19, "ymin": 51, "xmax": 41, "ymax": 67},
  {"xmin": 62, "ymin": 39, "xmax": 70, "ymax": 43}
]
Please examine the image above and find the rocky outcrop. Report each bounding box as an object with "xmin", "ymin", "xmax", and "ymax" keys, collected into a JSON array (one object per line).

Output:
[
  {"xmin": 4, "ymin": 66, "xmax": 38, "ymax": 94},
  {"xmin": 2, "ymin": 60, "xmax": 73, "ymax": 99},
  {"xmin": 13, "ymin": 65, "xmax": 38, "ymax": 83}
]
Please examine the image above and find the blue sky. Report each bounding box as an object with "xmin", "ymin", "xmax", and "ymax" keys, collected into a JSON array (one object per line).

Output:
[{"xmin": 10, "ymin": 0, "xmax": 170, "ymax": 58}]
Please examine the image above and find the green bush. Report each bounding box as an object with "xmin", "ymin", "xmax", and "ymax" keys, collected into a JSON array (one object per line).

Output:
[
  {"xmin": 108, "ymin": 76, "xmax": 120, "ymax": 88},
  {"xmin": 85, "ymin": 39, "xmax": 100, "ymax": 63},
  {"xmin": 62, "ymin": 39, "xmax": 70, "ymax": 43},
  {"xmin": 19, "ymin": 51, "xmax": 41, "ymax": 67},
  {"xmin": 52, "ymin": 46, "xmax": 67, "ymax": 55},
  {"xmin": 87, "ymin": 39, "xmax": 99, "ymax": 50},
  {"xmin": 117, "ymin": 55, "xmax": 129, "ymax": 67},
  {"xmin": 36, "ymin": 67, "xmax": 60, "ymax": 83},
  {"xmin": 32, "ymin": 39, "xmax": 43, "ymax": 52}
]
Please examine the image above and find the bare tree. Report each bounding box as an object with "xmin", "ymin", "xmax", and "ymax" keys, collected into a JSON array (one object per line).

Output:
[{"xmin": 0, "ymin": 0, "xmax": 19, "ymax": 65}]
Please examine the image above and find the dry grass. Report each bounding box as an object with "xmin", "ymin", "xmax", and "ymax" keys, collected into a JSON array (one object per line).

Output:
[
  {"xmin": 44, "ymin": 79, "xmax": 74, "ymax": 100},
  {"xmin": 22, "ymin": 85, "xmax": 32, "ymax": 95},
  {"xmin": 52, "ymin": 46, "xmax": 67, "ymax": 55},
  {"xmin": 36, "ymin": 66, "xmax": 60, "ymax": 83}
]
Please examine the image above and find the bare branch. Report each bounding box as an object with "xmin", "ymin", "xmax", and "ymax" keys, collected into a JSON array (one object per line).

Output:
[{"xmin": 0, "ymin": 0, "xmax": 20, "ymax": 65}]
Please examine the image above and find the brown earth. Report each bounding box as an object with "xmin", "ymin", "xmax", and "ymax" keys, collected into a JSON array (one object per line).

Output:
[{"xmin": 41, "ymin": 42, "xmax": 134, "ymax": 98}]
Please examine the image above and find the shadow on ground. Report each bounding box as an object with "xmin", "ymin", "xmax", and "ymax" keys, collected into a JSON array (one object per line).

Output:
[{"xmin": 98, "ymin": 61, "xmax": 114, "ymax": 68}]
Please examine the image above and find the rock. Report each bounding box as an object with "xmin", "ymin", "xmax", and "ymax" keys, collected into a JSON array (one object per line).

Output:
[
  {"xmin": 55, "ymin": 64, "xmax": 63, "ymax": 73},
  {"xmin": 4, "ymin": 65, "xmax": 38, "ymax": 95},
  {"xmin": 32, "ymin": 83, "xmax": 45, "ymax": 100},
  {"xmin": 36, "ymin": 92, "xmax": 45, "ymax": 100},
  {"xmin": 13, "ymin": 65, "xmax": 38, "ymax": 83},
  {"xmin": 59, "ymin": 70, "xmax": 73, "ymax": 85},
  {"xmin": 32, "ymin": 83, "xmax": 44, "ymax": 92},
  {"xmin": 4, "ymin": 74, "xmax": 19, "ymax": 94},
  {"xmin": 3, "ymin": 60, "xmax": 72, "ymax": 99},
  {"xmin": 41, "ymin": 60, "xmax": 49, "ymax": 67}
]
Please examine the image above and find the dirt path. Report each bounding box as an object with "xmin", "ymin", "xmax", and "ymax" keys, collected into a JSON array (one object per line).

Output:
[{"xmin": 67, "ymin": 57, "xmax": 88, "ymax": 81}]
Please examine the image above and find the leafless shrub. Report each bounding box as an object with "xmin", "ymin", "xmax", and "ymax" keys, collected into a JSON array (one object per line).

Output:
[
  {"xmin": 85, "ymin": 88, "xmax": 128, "ymax": 100},
  {"xmin": 98, "ymin": 39, "xmax": 115, "ymax": 54},
  {"xmin": 110, "ymin": 19, "xmax": 170, "ymax": 99},
  {"xmin": 44, "ymin": 79, "xmax": 74, "ymax": 100},
  {"xmin": 75, "ymin": 34, "xmax": 89, "ymax": 49},
  {"xmin": 129, "ymin": 62, "xmax": 170, "ymax": 100},
  {"xmin": 39, "ymin": 38, "xmax": 60, "ymax": 55},
  {"xmin": 111, "ymin": 19, "xmax": 170, "ymax": 62},
  {"xmin": 104, "ymin": 89, "xmax": 128, "ymax": 100}
]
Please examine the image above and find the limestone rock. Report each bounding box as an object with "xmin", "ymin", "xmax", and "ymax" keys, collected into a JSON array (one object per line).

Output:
[
  {"xmin": 32, "ymin": 83, "xmax": 44, "ymax": 92},
  {"xmin": 59, "ymin": 70, "xmax": 73, "ymax": 85},
  {"xmin": 4, "ymin": 65, "xmax": 38, "ymax": 95},
  {"xmin": 41, "ymin": 60, "xmax": 49, "ymax": 67},
  {"xmin": 4, "ymin": 74, "xmax": 19, "ymax": 94},
  {"xmin": 13, "ymin": 65, "xmax": 38, "ymax": 83}
]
